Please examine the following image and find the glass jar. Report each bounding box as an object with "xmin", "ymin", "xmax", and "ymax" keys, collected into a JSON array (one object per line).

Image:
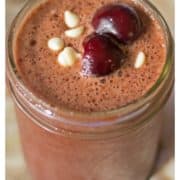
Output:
[{"xmin": 7, "ymin": 0, "xmax": 174, "ymax": 180}]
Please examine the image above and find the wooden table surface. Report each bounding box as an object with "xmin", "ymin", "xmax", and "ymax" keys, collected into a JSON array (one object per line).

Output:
[{"xmin": 6, "ymin": 0, "xmax": 174, "ymax": 179}]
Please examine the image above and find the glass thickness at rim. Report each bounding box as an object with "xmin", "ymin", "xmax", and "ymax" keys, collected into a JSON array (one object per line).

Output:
[{"xmin": 7, "ymin": 0, "xmax": 173, "ymax": 128}]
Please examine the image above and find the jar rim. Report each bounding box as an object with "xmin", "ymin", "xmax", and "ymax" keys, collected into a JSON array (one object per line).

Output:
[{"xmin": 7, "ymin": 0, "xmax": 174, "ymax": 136}]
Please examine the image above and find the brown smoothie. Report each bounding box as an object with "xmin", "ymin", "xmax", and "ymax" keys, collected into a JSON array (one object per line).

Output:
[
  {"xmin": 8, "ymin": 0, "xmax": 173, "ymax": 180},
  {"xmin": 14, "ymin": 0, "xmax": 166, "ymax": 112}
]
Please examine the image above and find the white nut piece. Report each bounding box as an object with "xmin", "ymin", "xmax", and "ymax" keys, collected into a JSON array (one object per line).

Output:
[
  {"xmin": 134, "ymin": 51, "xmax": 146, "ymax": 69},
  {"xmin": 65, "ymin": 26, "xmax": 85, "ymax": 38},
  {"xmin": 58, "ymin": 47, "xmax": 80, "ymax": 67},
  {"xmin": 64, "ymin": 10, "xmax": 80, "ymax": 28},
  {"xmin": 48, "ymin": 37, "xmax": 64, "ymax": 51}
]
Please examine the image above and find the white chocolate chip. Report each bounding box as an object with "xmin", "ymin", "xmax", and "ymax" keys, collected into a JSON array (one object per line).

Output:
[
  {"xmin": 134, "ymin": 51, "xmax": 146, "ymax": 69},
  {"xmin": 48, "ymin": 37, "xmax": 64, "ymax": 51},
  {"xmin": 65, "ymin": 26, "xmax": 85, "ymax": 38},
  {"xmin": 64, "ymin": 10, "xmax": 80, "ymax": 28},
  {"xmin": 76, "ymin": 53, "xmax": 82, "ymax": 59},
  {"xmin": 57, "ymin": 47, "xmax": 81, "ymax": 67}
]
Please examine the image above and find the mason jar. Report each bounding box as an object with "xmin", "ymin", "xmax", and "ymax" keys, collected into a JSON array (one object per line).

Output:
[{"xmin": 7, "ymin": 0, "xmax": 174, "ymax": 179}]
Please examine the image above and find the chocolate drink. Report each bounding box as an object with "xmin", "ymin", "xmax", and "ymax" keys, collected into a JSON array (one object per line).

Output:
[
  {"xmin": 7, "ymin": 0, "xmax": 174, "ymax": 180},
  {"xmin": 15, "ymin": 0, "xmax": 166, "ymax": 112}
]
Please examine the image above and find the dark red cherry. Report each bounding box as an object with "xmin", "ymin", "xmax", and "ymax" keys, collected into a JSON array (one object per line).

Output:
[
  {"xmin": 92, "ymin": 4, "xmax": 142, "ymax": 43},
  {"xmin": 81, "ymin": 34, "xmax": 124, "ymax": 76}
]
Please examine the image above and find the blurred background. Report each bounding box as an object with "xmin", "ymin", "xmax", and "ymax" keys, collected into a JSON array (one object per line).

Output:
[{"xmin": 6, "ymin": 0, "xmax": 174, "ymax": 179}]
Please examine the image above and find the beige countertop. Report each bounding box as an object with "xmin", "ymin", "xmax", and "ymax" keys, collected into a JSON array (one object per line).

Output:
[{"xmin": 6, "ymin": 0, "xmax": 174, "ymax": 180}]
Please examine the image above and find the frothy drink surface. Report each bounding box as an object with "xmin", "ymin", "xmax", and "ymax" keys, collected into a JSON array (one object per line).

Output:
[{"xmin": 15, "ymin": 0, "xmax": 166, "ymax": 112}]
